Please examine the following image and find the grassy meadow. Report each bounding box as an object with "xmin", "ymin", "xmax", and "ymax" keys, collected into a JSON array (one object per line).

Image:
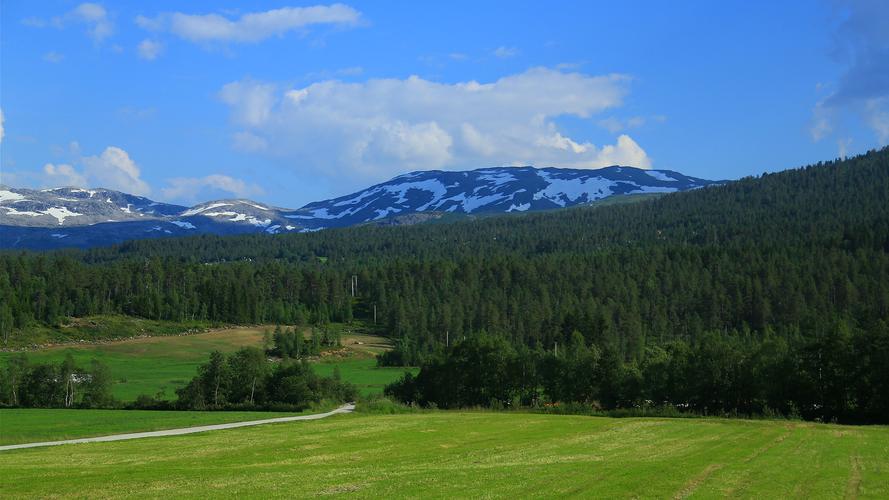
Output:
[
  {"xmin": 0, "ymin": 407, "xmax": 320, "ymax": 445},
  {"xmin": 2, "ymin": 411, "xmax": 887, "ymax": 498},
  {"xmin": 0, "ymin": 326, "xmax": 410, "ymax": 401}
]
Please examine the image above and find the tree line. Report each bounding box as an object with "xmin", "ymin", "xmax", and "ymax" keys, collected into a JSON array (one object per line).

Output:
[
  {"xmin": 268, "ymin": 325, "xmax": 342, "ymax": 359},
  {"xmin": 0, "ymin": 354, "xmax": 114, "ymax": 408},
  {"xmin": 385, "ymin": 322, "xmax": 889, "ymax": 423},
  {"xmin": 174, "ymin": 347, "xmax": 356, "ymax": 411}
]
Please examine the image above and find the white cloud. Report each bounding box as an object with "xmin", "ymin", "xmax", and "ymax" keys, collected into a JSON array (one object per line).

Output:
[
  {"xmin": 43, "ymin": 163, "xmax": 87, "ymax": 187},
  {"xmin": 25, "ymin": 3, "xmax": 114, "ymax": 43},
  {"xmin": 160, "ymin": 174, "xmax": 264, "ymax": 204},
  {"xmin": 493, "ymin": 46, "xmax": 519, "ymax": 58},
  {"xmin": 232, "ymin": 131, "xmax": 269, "ymax": 152},
  {"xmin": 838, "ymin": 137, "xmax": 853, "ymax": 158},
  {"xmin": 810, "ymin": 1, "xmax": 889, "ymax": 146},
  {"xmin": 69, "ymin": 3, "xmax": 113, "ymax": 42},
  {"xmin": 137, "ymin": 4, "xmax": 361, "ymax": 44},
  {"xmin": 218, "ymin": 67, "xmax": 651, "ymax": 184},
  {"xmin": 592, "ymin": 135, "xmax": 651, "ymax": 168},
  {"xmin": 865, "ymin": 97, "xmax": 889, "ymax": 143},
  {"xmin": 43, "ymin": 51, "xmax": 65, "ymax": 63},
  {"xmin": 219, "ymin": 80, "xmax": 277, "ymax": 126},
  {"xmin": 18, "ymin": 145, "xmax": 266, "ymax": 202},
  {"xmin": 810, "ymin": 101, "xmax": 833, "ymax": 141},
  {"xmin": 137, "ymin": 39, "xmax": 162, "ymax": 60},
  {"xmin": 81, "ymin": 146, "xmax": 151, "ymax": 195}
]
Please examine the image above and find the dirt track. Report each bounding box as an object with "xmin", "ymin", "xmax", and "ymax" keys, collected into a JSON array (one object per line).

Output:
[{"xmin": 0, "ymin": 403, "xmax": 355, "ymax": 451}]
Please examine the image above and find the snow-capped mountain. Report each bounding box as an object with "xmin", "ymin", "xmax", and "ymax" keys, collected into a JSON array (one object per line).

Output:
[
  {"xmin": 293, "ymin": 166, "xmax": 715, "ymax": 228},
  {"xmin": 178, "ymin": 199, "xmax": 300, "ymax": 234},
  {"xmin": 0, "ymin": 186, "xmax": 186, "ymax": 227},
  {"xmin": 0, "ymin": 165, "xmax": 719, "ymax": 249}
]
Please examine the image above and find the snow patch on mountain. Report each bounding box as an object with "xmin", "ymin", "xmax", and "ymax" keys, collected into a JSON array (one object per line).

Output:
[
  {"xmin": 646, "ymin": 170, "xmax": 678, "ymax": 182},
  {"xmin": 243, "ymin": 201, "xmax": 271, "ymax": 211},
  {"xmin": 44, "ymin": 207, "xmax": 82, "ymax": 225},
  {"xmin": 533, "ymin": 172, "xmax": 613, "ymax": 206},
  {"xmin": 0, "ymin": 190, "xmax": 25, "ymax": 202},
  {"xmin": 181, "ymin": 202, "xmax": 232, "ymax": 217},
  {"xmin": 203, "ymin": 211, "xmax": 271, "ymax": 227},
  {"xmin": 169, "ymin": 220, "xmax": 196, "ymax": 229},
  {"xmin": 1, "ymin": 206, "xmax": 42, "ymax": 217}
]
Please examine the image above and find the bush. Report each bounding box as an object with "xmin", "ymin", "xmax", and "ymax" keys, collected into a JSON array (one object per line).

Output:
[{"xmin": 356, "ymin": 395, "xmax": 419, "ymax": 414}]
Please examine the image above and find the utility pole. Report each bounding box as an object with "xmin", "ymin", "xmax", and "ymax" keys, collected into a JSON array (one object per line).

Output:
[
  {"xmin": 373, "ymin": 304, "xmax": 377, "ymax": 324},
  {"xmin": 446, "ymin": 330, "xmax": 449, "ymax": 347}
]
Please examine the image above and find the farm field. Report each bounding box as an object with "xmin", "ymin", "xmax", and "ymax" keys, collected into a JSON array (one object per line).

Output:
[
  {"xmin": 314, "ymin": 358, "xmax": 412, "ymax": 396},
  {"xmin": 0, "ymin": 327, "xmax": 269, "ymax": 400},
  {"xmin": 0, "ymin": 408, "xmax": 318, "ymax": 445},
  {"xmin": 2, "ymin": 412, "xmax": 887, "ymax": 498},
  {"xmin": 0, "ymin": 326, "xmax": 409, "ymax": 401}
]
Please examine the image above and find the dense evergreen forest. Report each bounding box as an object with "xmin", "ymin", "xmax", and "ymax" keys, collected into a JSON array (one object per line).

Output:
[{"xmin": 2, "ymin": 148, "xmax": 888, "ymax": 421}]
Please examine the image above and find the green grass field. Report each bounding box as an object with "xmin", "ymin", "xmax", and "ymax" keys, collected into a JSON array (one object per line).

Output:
[
  {"xmin": 314, "ymin": 358, "xmax": 413, "ymax": 396},
  {"xmin": 0, "ymin": 326, "xmax": 409, "ymax": 401},
  {"xmin": 0, "ymin": 408, "xmax": 320, "ymax": 445},
  {"xmin": 1, "ymin": 411, "xmax": 886, "ymax": 498},
  {"xmin": 0, "ymin": 327, "xmax": 270, "ymax": 400}
]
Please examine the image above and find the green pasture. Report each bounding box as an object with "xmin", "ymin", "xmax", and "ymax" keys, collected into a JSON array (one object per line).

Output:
[
  {"xmin": 2, "ymin": 411, "xmax": 887, "ymax": 498},
  {"xmin": 314, "ymin": 358, "xmax": 414, "ymax": 396},
  {"xmin": 0, "ymin": 326, "xmax": 408, "ymax": 401},
  {"xmin": 0, "ymin": 407, "xmax": 319, "ymax": 445}
]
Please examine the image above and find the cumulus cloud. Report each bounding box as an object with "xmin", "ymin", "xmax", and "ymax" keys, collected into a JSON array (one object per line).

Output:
[
  {"xmin": 217, "ymin": 68, "xmax": 651, "ymax": 183},
  {"xmin": 865, "ymin": 97, "xmax": 889, "ymax": 143},
  {"xmin": 12, "ymin": 143, "xmax": 267, "ymax": 202},
  {"xmin": 232, "ymin": 131, "xmax": 269, "ymax": 152},
  {"xmin": 137, "ymin": 39, "xmax": 162, "ymax": 60},
  {"xmin": 219, "ymin": 80, "xmax": 277, "ymax": 126},
  {"xmin": 493, "ymin": 46, "xmax": 519, "ymax": 58},
  {"xmin": 43, "ymin": 163, "xmax": 87, "ymax": 187},
  {"xmin": 23, "ymin": 3, "xmax": 113, "ymax": 42},
  {"xmin": 160, "ymin": 174, "xmax": 264, "ymax": 204},
  {"xmin": 838, "ymin": 137, "xmax": 853, "ymax": 158},
  {"xmin": 72, "ymin": 3, "xmax": 113, "ymax": 42},
  {"xmin": 81, "ymin": 146, "xmax": 151, "ymax": 195},
  {"xmin": 37, "ymin": 146, "xmax": 151, "ymax": 194},
  {"xmin": 136, "ymin": 4, "xmax": 361, "ymax": 44},
  {"xmin": 811, "ymin": 1, "xmax": 889, "ymax": 145}
]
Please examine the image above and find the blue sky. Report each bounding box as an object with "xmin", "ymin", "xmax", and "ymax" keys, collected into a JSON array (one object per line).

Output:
[{"xmin": 1, "ymin": 1, "xmax": 887, "ymax": 208}]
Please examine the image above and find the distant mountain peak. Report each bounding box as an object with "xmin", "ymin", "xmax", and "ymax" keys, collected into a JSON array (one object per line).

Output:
[
  {"xmin": 0, "ymin": 165, "xmax": 719, "ymax": 249},
  {"xmin": 296, "ymin": 165, "xmax": 716, "ymax": 227}
]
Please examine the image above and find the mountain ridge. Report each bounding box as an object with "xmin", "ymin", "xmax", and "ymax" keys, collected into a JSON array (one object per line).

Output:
[{"xmin": 0, "ymin": 165, "xmax": 720, "ymax": 249}]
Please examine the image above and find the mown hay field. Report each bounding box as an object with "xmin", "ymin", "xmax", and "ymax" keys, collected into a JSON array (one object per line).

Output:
[{"xmin": 2, "ymin": 411, "xmax": 887, "ymax": 498}]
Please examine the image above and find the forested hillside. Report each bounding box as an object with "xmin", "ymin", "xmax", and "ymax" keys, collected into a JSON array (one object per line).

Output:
[{"xmin": 2, "ymin": 148, "xmax": 888, "ymax": 421}]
